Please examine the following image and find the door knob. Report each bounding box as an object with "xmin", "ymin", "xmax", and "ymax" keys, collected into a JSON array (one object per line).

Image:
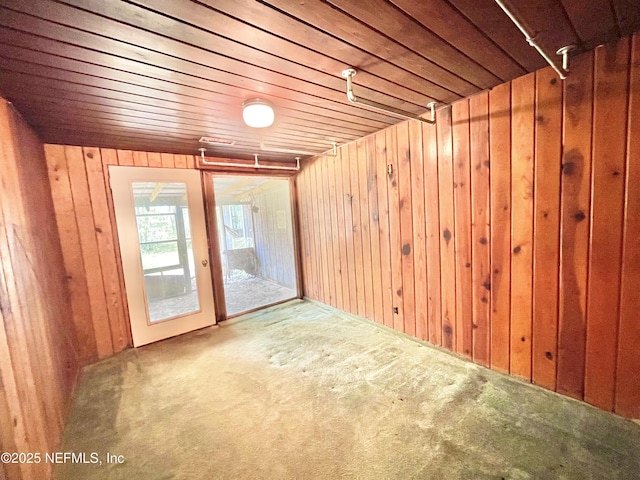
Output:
[{"xmin": 202, "ymin": 259, "xmax": 209, "ymax": 267}]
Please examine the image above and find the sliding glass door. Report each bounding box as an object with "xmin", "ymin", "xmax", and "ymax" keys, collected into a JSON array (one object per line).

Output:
[{"xmin": 212, "ymin": 175, "xmax": 298, "ymax": 316}]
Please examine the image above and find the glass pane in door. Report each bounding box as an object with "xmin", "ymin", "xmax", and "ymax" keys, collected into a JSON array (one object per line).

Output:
[
  {"xmin": 132, "ymin": 181, "xmax": 200, "ymax": 322},
  {"xmin": 213, "ymin": 176, "xmax": 298, "ymax": 316}
]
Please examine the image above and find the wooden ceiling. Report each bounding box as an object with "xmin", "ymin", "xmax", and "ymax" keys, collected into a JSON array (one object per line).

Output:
[{"xmin": 0, "ymin": 0, "xmax": 638, "ymax": 162}]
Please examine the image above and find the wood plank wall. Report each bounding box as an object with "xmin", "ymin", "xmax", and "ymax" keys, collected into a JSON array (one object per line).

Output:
[
  {"xmin": 296, "ymin": 33, "xmax": 640, "ymax": 419},
  {"xmin": 42, "ymin": 146, "xmax": 198, "ymax": 363},
  {"xmin": 253, "ymin": 184, "xmax": 297, "ymax": 289},
  {"xmin": 42, "ymin": 149, "xmax": 300, "ymax": 362},
  {"xmin": 0, "ymin": 98, "xmax": 80, "ymax": 480}
]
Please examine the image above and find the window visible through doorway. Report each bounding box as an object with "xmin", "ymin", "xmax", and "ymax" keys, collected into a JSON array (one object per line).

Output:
[
  {"xmin": 220, "ymin": 204, "xmax": 254, "ymax": 250},
  {"xmin": 133, "ymin": 182, "xmax": 199, "ymax": 322}
]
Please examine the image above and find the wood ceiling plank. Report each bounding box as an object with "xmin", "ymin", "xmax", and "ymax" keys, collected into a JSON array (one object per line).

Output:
[
  {"xmin": 611, "ymin": 0, "xmax": 640, "ymax": 37},
  {"xmin": 137, "ymin": 0, "xmax": 440, "ymax": 108},
  {"xmin": 495, "ymin": 1, "xmax": 580, "ymax": 56},
  {"xmin": 43, "ymin": 135, "xmax": 195, "ymax": 154},
  {"xmin": 39, "ymin": 124, "xmax": 223, "ymax": 145},
  {"xmin": 0, "ymin": 75, "xmax": 227, "ymax": 120},
  {"xmin": 389, "ymin": 0, "xmax": 526, "ymax": 81},
  {"xmin": 326, "ymin": 0, "xmax": 500, "ymax": 88},
  {"xmin": 260, "ymin": 0, "xmax": 478, "ymax": 97},
  {"xmin": 0, "ymin": 61, "xmax": 242, "ymax": 124},
  {"xmin": 3, "ymin": 73, "xmax": 358, "ymax": 144},
  {"xmin": 9, "ymin": 116, "xmax": 338, "ymax": 162},
  {"xmin": 0, "ymin": 55, "xmax": 395, "ymax": 130},
  {"xmin": 0, "ymin": 15, "xmax": 406, "ymax": 126},
  {"xmin": 24, "ymin": 115, "xmax": 337, "ymax": 152},
  {"xmin": 560, "ymin": 0, "xmax": 619, "ymax": 47},
  {"xmin": 39, "ymin": 125, "xmax": 334, "ymax": 155},
  {"xmin": 46, "ymin": 0, "xmax": 444, "ymax": 109},
  {"xmin": 446, "ymin": 0, "xmax": 547, "ymax": 71},
  {"xmin": 23, "ymin": 111, "xmax": 337, "ymax": 150},
  {"xmin": 31, "ymin": 116, "xmax": 342, "ymax": 153},
  {"xmin": 0, "ymin": 78, "xmax": 375, "ymax": 138},
  {"xmin": 40, "ymin": 128, "xmax": 305, "ymax": 161},
  {"xmin": 0, "ymin": 0, "xmax": 632, "ymax": 160},
  {"xmin": 7, "ymin": 94, "xmax": 361, "ymax": 141},
  {"xmin": 0, "ymin": 88, "xmax": 368, "ymax": 156},
  {"xmin": 197, "ymin": 0, "xmax": 443, "ymax": 103}
]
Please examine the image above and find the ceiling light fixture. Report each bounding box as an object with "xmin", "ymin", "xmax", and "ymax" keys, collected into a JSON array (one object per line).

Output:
[{"xmin": 242, "ymin": 98, "xmax": 275, "ymax": 128}]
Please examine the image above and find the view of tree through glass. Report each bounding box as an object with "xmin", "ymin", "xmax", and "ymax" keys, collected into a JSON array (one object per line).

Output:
[{"xmin": 132, "ymin": 182, "xmax": 200, "ymax": 322}]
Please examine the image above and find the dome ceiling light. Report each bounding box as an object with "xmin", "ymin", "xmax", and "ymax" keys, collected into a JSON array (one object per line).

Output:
[{"xmin": 242, "ymin": 98, "xmax": 275, "ymax": 128}]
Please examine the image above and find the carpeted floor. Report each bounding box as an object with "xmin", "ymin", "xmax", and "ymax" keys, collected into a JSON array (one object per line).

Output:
[
  {"xmin": 222, "ymin": 272, "xmax": 297, "ymax": 316},
  {"xmin": 55, "ymin": 300, "xmax": 640, "ymax": 480},
  {"xmin": 148, "ymin": 274, "xmax": 296, "ymax": 320}
]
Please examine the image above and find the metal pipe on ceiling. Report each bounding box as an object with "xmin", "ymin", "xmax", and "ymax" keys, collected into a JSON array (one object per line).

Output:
[
  {"xmin": 198, "ymin": 148, "xmax": 300, "ymax": 171},
  {"xmin": 341, "ymin": 68, "xmax": 436, "ymax": 125},
  {"xmin": 494, "ymin": 0, "xmax": 575, "ymax": 79}
]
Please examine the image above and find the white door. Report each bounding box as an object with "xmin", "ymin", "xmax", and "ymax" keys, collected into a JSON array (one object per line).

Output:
[{"xmin": 110, "ymin": 166, "xmax": 215, "ymax": 346}]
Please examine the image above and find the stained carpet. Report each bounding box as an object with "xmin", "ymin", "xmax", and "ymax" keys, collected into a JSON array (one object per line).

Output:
[{"xmin": 55, "ymin": 300, "xmax": 640, "ymax": 479}]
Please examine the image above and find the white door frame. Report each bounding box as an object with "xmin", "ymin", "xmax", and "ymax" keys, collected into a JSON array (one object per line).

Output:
[{"xmin": 110, "ymin": 166, "xmax": 215, "ymax": 346}]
